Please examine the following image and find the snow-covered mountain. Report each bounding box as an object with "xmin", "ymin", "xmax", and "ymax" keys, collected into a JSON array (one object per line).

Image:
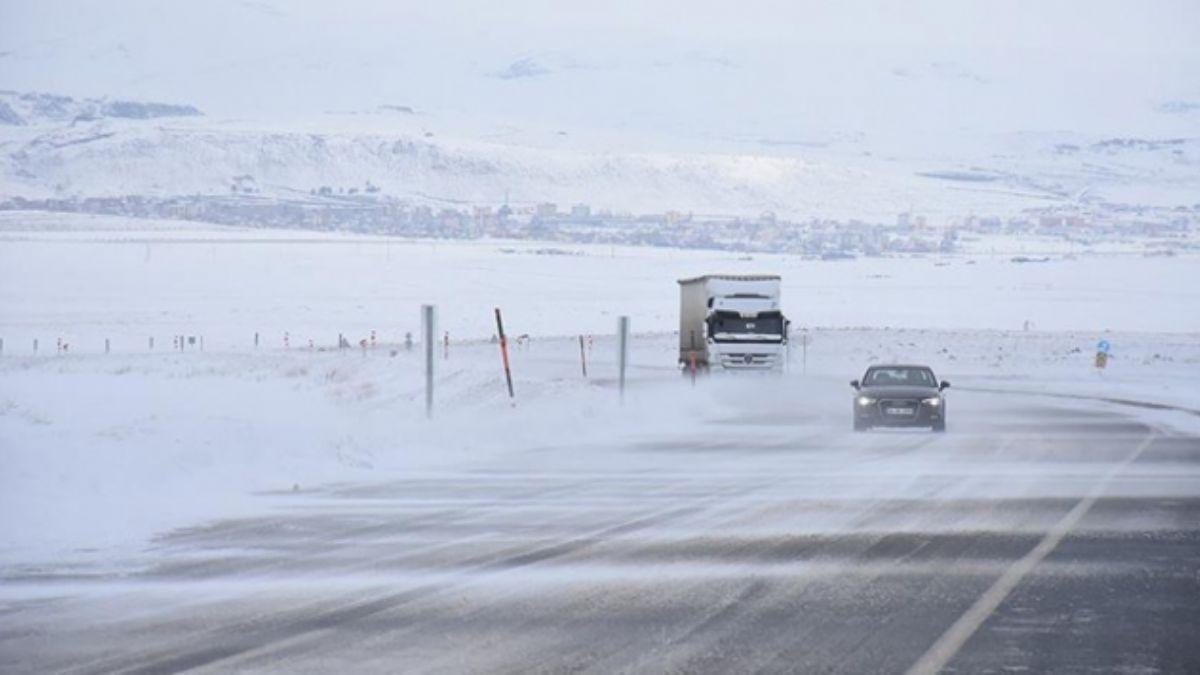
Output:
[
  {"xmin": 1, "ymin": 92, "xmax": 1197, "ymax": 221},
  {"xmin": 3, "ymin": 1, "xmax": 1197, "ymax": 220},
  {"xmin": 0, "ymin": 91, "xmax": 202, "ymax": 126}
]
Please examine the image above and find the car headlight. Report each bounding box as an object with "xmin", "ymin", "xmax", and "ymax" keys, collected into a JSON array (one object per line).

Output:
[
  {"xmin": 857, "ymin": 396, "xmax": 876, "ymax": 406},
  {"xmin": 923, "ymin": 397, "xmax": 941, "ymax": 406}
]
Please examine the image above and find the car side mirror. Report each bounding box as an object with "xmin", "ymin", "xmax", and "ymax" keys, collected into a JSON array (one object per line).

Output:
[
  {"xmin": 850, "ymin": 380, "xmax": 860, "ymax": 390},
  {"xmin": 939, "ymin": 380, "xmax": 950, "ymax": 390}
]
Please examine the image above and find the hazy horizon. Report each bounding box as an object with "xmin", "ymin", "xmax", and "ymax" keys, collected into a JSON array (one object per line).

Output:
[{"xmin": 3, "ymin": 0, "xmax": 1198, "ymax": 152}]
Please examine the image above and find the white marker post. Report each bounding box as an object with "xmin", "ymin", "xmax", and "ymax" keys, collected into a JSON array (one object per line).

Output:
[
  {"xmin": 617, "ymin": 316, "xmax": 630, "ymax": 401},
  {"xmin": 802, "ymin": 328, "xmax": 809, "ymax": 376},
  {"xmin": 422, "ymin": 304, "xmax": 436, "ymax": 418}
]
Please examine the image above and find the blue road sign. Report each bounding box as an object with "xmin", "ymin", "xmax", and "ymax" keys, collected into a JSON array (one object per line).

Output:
[{"xmin": 1097, "ymin": 339, "xmax": 1111, "ymax": 354}]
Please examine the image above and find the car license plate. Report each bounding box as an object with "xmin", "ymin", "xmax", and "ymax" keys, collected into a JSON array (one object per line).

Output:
[{"xmin": 886, "ymin": 407, "xmax": 915, "ymax": 415}]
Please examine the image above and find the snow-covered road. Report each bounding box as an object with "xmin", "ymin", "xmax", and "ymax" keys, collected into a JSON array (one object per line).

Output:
[{"xmin": 3, "ymin": 367, "xmax": 1198, "ymax": 673}]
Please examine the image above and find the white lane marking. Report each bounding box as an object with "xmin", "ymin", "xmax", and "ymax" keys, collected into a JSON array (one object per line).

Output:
[{"xmin": 905, "ymin": 430, "xmax": 1158, "ymax": 675}]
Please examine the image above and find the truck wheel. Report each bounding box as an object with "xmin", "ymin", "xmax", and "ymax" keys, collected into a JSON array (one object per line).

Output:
[
  {"xmin": 932, "ymin": 420, "xmax": 946, "ymax": 432},
  {"xmin": 854, "ymin": 419, "xmax": 869, "ymax": 432}
]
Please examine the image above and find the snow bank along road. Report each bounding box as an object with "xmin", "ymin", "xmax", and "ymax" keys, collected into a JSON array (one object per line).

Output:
[{"xmin": 2, "ymin": 360, "xmax": 1198, "ymax": 673}]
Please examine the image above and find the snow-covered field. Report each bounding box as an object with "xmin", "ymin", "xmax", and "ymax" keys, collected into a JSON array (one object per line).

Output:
[
  {"xmin": 1, "ymin": 213, "xmax": 1198, "ymax": 571},
  {"xmin": 2, "ymin": 211, "xmax": 1197, "ymax": 353}
]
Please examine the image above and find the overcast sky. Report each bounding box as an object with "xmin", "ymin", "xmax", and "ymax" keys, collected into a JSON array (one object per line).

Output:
[{"xmin": 2, "ymin": 0, "xmax": 1198, "ymax": 148}]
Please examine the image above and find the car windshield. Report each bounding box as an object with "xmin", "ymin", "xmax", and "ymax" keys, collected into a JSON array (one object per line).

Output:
[{"xmin": 864, "ymin": 367, "xmax": 936, "ymax": 387}]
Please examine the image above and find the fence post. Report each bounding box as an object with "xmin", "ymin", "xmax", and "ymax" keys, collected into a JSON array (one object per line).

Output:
[
  {"xmin": 495, "ymin": 308, "xmax": 515, "ymax": 400},
  {"xmin": 579, "ymin": 335, "xmax": 588, "ymax": 377},
  {"xmin": 105, "ymin": 338, "xmax": 110, "ymax": 354},
  {"xmin": 255, "ymin": 332, "xmax": 260, "ymax": 349},
  {"xmin": 802, "ymin": 329, "xmax": 808, "ymax": 376},
  {"xmin": 149, "ymin": 336, "xmax": 154, "ymax": 350},
  {"xmin": 34, "ymin": 338, "xmax": 38, "ymax": 354},
  {"xmin": 423, "ymin": 304, "xmax": 436, "ymax": 418},
  {"xmin": 617, "ymin": 316, "xmax": 630, "ymax": 401}
]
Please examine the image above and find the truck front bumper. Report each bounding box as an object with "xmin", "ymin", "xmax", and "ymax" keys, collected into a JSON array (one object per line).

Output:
[{"xmin": 710, "ymin": 343, "xmax": 784, "ymax": 370}]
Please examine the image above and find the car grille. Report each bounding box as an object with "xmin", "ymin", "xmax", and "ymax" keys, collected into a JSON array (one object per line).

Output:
[{"xmin": 877, "ymin": 399, "xmax": 919, "ymax": 416}]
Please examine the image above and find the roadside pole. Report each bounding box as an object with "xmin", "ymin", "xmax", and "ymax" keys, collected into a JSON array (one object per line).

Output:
[
  {"xmin": 802, "ymin": 328, "xmax": 809, "ymax": 376},
  {"xmin": 617, "ymin": 316, "xmax": 630, "ymax": 401},
  {"xmin": 422, "ymin": 304, "xmax": 436, "ymax": 418},
  {"xmin": 495, "ymin": 308, "xmax": 515, "ymax": 400},
  {"xmin": 579, "ymin": 335, "xmax": 588, "ymax": 377}
]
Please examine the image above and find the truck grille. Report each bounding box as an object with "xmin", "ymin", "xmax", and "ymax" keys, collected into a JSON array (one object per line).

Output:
[{"xmin": 719, "ymin": 353, "xmax": 776, "ymax": 369}]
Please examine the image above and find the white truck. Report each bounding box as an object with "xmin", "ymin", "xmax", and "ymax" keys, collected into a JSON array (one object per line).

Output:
[{"xmin": 678, "ymin": 274, "xmax": 788, "ymax": 370}]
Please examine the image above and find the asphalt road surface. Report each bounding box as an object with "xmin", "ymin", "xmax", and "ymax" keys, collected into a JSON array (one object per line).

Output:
[{"xmin": 3, "ymin": 383, "xmax": 1199, "ymax": 674}]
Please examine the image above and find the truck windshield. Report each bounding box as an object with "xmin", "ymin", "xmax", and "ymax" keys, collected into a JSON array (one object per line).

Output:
[{"xmin": 708, "ymin": 311, "xmax": 784, "ymax": 340}]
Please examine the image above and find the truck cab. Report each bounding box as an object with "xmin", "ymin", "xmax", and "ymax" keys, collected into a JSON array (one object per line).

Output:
[{"xmin": 679, "ymin": 275, "xmax": 788, "ymax": 370}]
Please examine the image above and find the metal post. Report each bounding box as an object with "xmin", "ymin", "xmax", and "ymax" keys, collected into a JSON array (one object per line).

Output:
[
  {"xmin": 617, "ymin": 316, "xmax": 630, "ymax": 401},
  {"xmin": 105, "ymin": 338, "xmax": 110, "ymax": 354},
  {"xmin": 33, "ymin": 338, "xmax": 38, "ymax": 354},
  {"xmin": 422, "ymin": 304, "xmax": 436, "ymax": 418},
  {"xmin": 0, "ymin": 337, "xmax": 4, "ymax": 355},
  {"xmin": 802, "ymin": 330, "xmax": 808, "ymax": 376},
  {"xmin": 495, "ymin": 308, "xmax": 515, "ymax": 399},
  {"xmin": 579, "ymin": 335, "xmax": 588, "ymax": 377},
  {"xmin": 255, "ymin": 332, "xmax": 259, "ymax": 349},
  {"xmin": 149, "ymin": 336, "xmax": 154, "ymax": 350}
]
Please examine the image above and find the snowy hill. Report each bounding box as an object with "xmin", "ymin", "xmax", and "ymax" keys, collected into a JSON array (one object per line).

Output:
[
  {"xmin": 1, "ymin": 91, "xmax": 1197, "ymax": 220},
  {"xmin": 0, "ymin": 91, "xmax": 202, "ymax": 126}
]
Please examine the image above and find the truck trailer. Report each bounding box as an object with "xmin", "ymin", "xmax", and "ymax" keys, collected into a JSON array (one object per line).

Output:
[{"xmin": 678, "ymin": 274, "xmax": 788, "ymax": 370}]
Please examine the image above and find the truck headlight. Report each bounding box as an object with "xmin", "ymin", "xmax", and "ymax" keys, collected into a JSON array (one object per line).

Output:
[
  {"xmin": 923, "ymin": 397, "xmax": 941, "ymax": 406},
  {"xmin": 857, "ymin": 396, "xmax": 875, "ymax": 406}
]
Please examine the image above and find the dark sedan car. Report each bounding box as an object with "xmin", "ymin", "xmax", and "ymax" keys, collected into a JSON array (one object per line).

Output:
[{"xmin": 851, "ymin": 364, "xmax": 949, "ymax": 432}]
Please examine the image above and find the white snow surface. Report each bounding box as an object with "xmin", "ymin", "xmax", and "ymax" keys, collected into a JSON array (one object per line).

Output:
[{"xmin": 1, "ymin": 213, "xmax": 1198, "ymax": 570}]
